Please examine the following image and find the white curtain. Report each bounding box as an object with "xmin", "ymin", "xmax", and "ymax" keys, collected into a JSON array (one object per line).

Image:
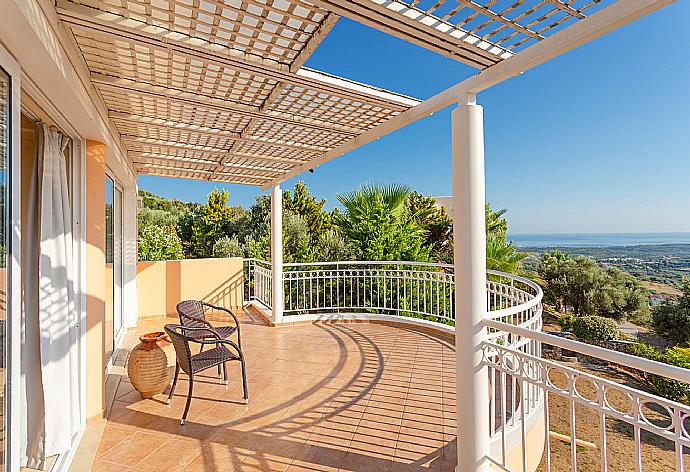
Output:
[{"xmin": 21, "ymin": 124, "xmax": 78, "ymax": 468}]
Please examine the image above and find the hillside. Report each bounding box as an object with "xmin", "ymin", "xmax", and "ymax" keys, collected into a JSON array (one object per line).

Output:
[{"xmin": 519, "ymin": 244, "xmax": 690, "ymax": 289}]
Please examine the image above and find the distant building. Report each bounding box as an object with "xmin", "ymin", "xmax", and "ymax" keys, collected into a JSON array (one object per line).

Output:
[{"xmin": 649, "ymin": 293, "xmax": 672, "ymax": 307}]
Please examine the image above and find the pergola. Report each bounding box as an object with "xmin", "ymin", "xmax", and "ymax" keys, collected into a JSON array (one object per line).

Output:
[{"xmin": 54, "ymin": 0, "xmax": 673, "ymax": 469}]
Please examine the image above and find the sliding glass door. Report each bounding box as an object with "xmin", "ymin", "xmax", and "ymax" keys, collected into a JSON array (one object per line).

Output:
[
  {"xmin": 105, "ymin": 176, "xmax": 123, "ymax": 368},
  {"xmin": 0, "ymin": 44, "xmax": 20, "ymax": 472},
  {"xmin": 0, "ymin": 59, "xmax": 9, "ymax": 472}
]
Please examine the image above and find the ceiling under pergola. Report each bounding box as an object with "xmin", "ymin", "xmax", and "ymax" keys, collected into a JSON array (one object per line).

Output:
[{"xmin": 56, "ymin": 0, "xmax": 610, "ymax": 186}]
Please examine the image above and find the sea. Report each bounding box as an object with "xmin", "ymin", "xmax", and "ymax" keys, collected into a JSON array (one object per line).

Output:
[{"xmin": 508, "ymin": 232, "xmax": 690, "ymax": 248}]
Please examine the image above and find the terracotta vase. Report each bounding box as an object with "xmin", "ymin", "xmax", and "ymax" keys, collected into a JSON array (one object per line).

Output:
[{"xmin": 127, "ymin": 331, "xmax": 176, "ymax": 398}]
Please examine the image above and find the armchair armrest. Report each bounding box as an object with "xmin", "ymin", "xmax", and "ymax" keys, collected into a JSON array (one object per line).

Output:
[
  {"xmin": 201, "ymin": 302, "xmax": 241, "ymax": 330},
  {"xmin": 176, "ymin": 324, "xmax": 222, "ymax": 341},
  {"xmin": 195, "ymin": 337, "xmax": 243, "ymax": 358}
]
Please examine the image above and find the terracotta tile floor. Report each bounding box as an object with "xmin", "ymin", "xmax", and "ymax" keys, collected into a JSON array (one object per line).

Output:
[{"xmin": 90, "ymin": 310, "xmax": 458, "ymax": 471}]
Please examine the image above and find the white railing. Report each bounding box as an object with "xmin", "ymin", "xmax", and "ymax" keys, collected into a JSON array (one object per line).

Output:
[
  {"xmin": 282, "ymin": 261, "xmax": 456, "ymax": 321},
  {"xmin": 483, "ymin": 319, "xmax": 690, "ymax": 472},
  {"xmin": 242, "ymin": 259, "xmax": 690, "ymax": 471},
  {"xmin": 244, "ymin": 258, "xmax": 272, "ymax": 309}
]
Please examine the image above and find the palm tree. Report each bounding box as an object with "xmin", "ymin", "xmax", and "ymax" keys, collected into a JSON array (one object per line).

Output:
[
  {"xmin": 486, "ymin": 232, "xmax": 526, "ymax": 274},
  {"xmin": 333, "ymin": 183, "xmax": 429, "ymax": 261},
  {"xmin": 486, "ymin": 204, "xmax": 508, "ymax": 236}
]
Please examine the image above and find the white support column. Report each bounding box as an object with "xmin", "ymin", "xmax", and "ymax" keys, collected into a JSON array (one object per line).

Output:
[
  {"xmin": 452, "ymin": 96, "xmax": 490, "ymax": 472},
  {"xmin": 270, "ymin": 185, "xmax": 284, "ymax": 324}
]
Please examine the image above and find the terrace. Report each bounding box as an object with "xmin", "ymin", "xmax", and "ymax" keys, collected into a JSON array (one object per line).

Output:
[
  {"xmin": 0, "ymin": 1, "xmax": 685, "ymax": 472},
  {"xmin": 77, "ymin": 260, "xmax": 690, "ymax": 471}
]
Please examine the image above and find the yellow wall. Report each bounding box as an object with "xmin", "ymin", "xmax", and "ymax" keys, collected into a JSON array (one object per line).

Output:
[
  {"xmin": 85, "ymin": 140, "xmax": 106, "ymax": 420},
  {"xmin": 501, "ymin": 409, "xmax": 546, "ymax": 472},
  {"xmin": 136, "ymin": 258, "xmax": 244, "ymax": 318}
]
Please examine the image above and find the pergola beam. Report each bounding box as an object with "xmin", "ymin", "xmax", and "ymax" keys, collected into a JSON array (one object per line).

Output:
[
  {"xmin": 109, "ymin": 112, "xmax": 329, "ymax": 154},
  {"xmin": 308, "ymin": 0, "xmax": 511, "ymax": 67},
  {"xmin": 133, "ymin": 161, "xmax": 277, "ymax": 181},
  {"xmin": 262, "ymin": 0, "xmax": 675, "ymax": 190},
  {"xmin": 135, "ymin": 162, "xmax": 270, "ymax": 184},
  {"xmin": 545, "ymin": 0, "xmax": 587, "ymax": 19},
  {"xmin": 92, "ymin": 73, "xmax": 361, "ymax": 136},
  {"xmin": 129, "ymin": 151, "xmax": 288, "ymax": 174},
  {"xmin": 121, "ymin": 138, "xmax": 305, "ymax": 167},
  {"xmin": 56, "ymin": 0, "xmax": 418, "ymax": 110}
]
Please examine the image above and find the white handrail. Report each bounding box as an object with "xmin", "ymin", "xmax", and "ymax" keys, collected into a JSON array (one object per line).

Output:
[
  {"xmin": 484, "ymin": 318, "xmax": 690, "ymax": 384},
  {"xmin": 284, "ymin": 260, "xmax": 455, "ymax": 269}
]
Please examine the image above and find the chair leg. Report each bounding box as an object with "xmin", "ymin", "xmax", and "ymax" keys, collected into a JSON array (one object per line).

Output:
[
  {"xmin": 222, "ymin": 362, "xmax": 228, "ymax": 386},
  {"xmin": 240, "ymin": 357, "xmax": 248, "ymax": 404},
  {"xmin": 181, "ymin": 374, "xmax": 194, "ymax": 425},
  {"xmin": 167, "ymin": 363, "xmax": 180, "ymax": 404},
  {"xmin": 216, "ymin": 343, "xmax": 222, "ymax": 380}
]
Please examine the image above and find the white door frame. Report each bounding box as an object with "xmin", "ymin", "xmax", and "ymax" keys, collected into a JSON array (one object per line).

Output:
[
  {"xmin": 104, "ymin": 170, "xmax": 126, "ymax": 373},
  {"xmin": 16, "ymin": 70, "xmax": 87, "ymax": 472},
  {"xmin": 0, "ymin": 42, "xmax": 22, "ymax": 472}
]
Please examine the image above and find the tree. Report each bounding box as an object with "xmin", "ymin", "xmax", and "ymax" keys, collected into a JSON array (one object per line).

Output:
[
  {"xmin": 594, "ymin": 266, "xmax": 648, "ymax": 321},
  {"xmin": 190, "ymin": 188, "xmax": 234, "ymax": 258},
  {"xmin": 138, "ymin": 225, "xmax": 183, "ymax": 261},
  {"xmin": 483, "ymin": 204, "xmax": 525, "ymax": 274},
  {"xmin": 282, "ymin": 211, "xmax": 313, "ymax": 263},
  {"xmin": 333, "ymin": 183, "xmax": 430, "ymax": 262},
  {"xmin": 407, "ymin": 192, "xmax": 453, "ymax": 262},
  {"xmin": 538, "ymin": 251, "xmax": 571, "ymax": 311},
  {"xmin": 486, "ymin": 232, "xmax": 525, "ymax": 275},
  {"xmin": 284, "ymin": 181, "xmax": 331, "ymax": 241},
  {"xmin": 138, "ymin": 207, "xmax": 179, "ymax": 230},
  {"xmin": 486, "ymin": 205, "xmax": 508, "ymax": 235},
  {"xmin": 318, "ymin": 229, "xmax": 352, "ymax": 261},
  {"xmin": 538, "ymin": 252, "xmax": 648, "ymax": 321},
  {"xmin": 212, "ymin": 235, "xmax": 244, "ymax": 258},
  {"xmin": 653, "ymin": 277, "xmax": 690, "ymax": 345}
]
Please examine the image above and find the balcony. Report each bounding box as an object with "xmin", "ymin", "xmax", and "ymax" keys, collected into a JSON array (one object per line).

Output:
[
  {"xmin": 89, "ymin": 309, "xmax": 458, "ymax": 472},
  {"xmin": 75, "ymin": 259, "xmax": 690, "ymax": 472},
  {"xmin": 76, "ymin": 261, "xmax": 535, "ymax": 471}
]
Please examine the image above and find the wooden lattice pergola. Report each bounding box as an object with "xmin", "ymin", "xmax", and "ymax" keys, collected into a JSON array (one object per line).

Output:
[{"xmin": 53, "ymin": 0, "xmax": 663, "ymax": 189}]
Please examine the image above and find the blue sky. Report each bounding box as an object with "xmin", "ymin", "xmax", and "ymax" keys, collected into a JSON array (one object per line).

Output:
[{"xmin": 138, "ymin": 1, "xmax": 690, "ymax": 234}]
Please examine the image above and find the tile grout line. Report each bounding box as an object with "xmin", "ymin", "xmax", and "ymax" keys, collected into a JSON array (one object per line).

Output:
[{"xmin": 391, "ymin": 333, "xmax": 418, "ymax": 466}]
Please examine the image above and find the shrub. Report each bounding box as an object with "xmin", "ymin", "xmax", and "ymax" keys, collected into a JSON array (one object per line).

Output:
[
  {"xmin": 138, "ymin": 207, "xmax": 178, "ymax": 230},
  {"xmin": 652, "ymin": 347, "xmax": 690, "ymax": 403},
  {"xmin": 318, "ymin": 229, "xmax": 352, "ymax": 262},
  {"xmin": 138, "ymin": 225, "xmax": 183, "ymax": 261},
  {"xmin": 627, "ymin": 343, "xmax": 690, "ymax": 403},
  {"xmin": 627, "ymin": 342, "xmax": 663, "ymax": 362},
  {"xmin": 571, "ymin": 316, "xmax": 620, "ymax": 342},
  {"xmin": 212, "ymin": 235, "xmax": 244, "ymax": 258},
  {"xmin": 558, "ymin": 314, "xmax": 576, "ymax": 332},
  {"xmin": 652, "ymin": 305, "xmax": 690, "ymax": 346}
]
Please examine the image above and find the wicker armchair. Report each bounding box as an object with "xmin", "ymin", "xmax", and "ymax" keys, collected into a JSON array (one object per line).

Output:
[
  {"xmin": 176, "ymin": 300, "xmax": 241, "ymax": 344},
  {"xmin": 164, "ymin": 324, "xmax": 248, "ymax": 425}
]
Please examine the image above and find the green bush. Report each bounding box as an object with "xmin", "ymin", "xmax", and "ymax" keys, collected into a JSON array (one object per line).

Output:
[
  {"xmin": 653, "ymin": 305, "xmax": 690, "ymax": 346},
  {"xmin": 652, "ymin": 347, "xmax": 690, "ymax": 403},
  {"xmin": 627, "ymin": 343, "xmax": 690, "ymax": 403},
  {"xmin": 138, "ymin": 225, "xmax": 183, "ymax": 261},
  {"xmin": 627, "ymin": 342, "xmax": 663, "ymax": 362},
  {"xmin": 558, "ymin": 314, "xmax": 576, "ymax": 332},
  {"xmin": 571, "ymin": 316, "xmax": 620, "ymax": 342},
  {"xmin": 212, "ymin": 235, "xmax": 244, "ymax": 258}
]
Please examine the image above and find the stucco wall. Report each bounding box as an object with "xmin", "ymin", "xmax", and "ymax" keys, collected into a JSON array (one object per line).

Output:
[
  {"xmin": 136, "ymin": 257, "xmax": 244, "ymax": 318},
  {"xmin": 85, "ymin": 140, "xmax": 106, "ymax": 420}
]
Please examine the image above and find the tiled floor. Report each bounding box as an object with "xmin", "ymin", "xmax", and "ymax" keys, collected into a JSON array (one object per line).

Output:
[{"xmin": 89, "ymin": 310, "xmax": 458, "ymax": 471}]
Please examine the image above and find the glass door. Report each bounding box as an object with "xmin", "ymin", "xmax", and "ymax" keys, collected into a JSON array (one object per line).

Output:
[
  {"xmin": 104, "ymin": 176, "xmax": 123, "ymax": 368},
  {"xmin": 113, "ymin": 185, "xmax": 123, "ymax": 342},
  {"xmin": 0, "ymin": 60, "xmax": 9, "ymax": 472},
  {"xmin": 0, "ymin": 44, "xmax": 20, "ymax": 472}
]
